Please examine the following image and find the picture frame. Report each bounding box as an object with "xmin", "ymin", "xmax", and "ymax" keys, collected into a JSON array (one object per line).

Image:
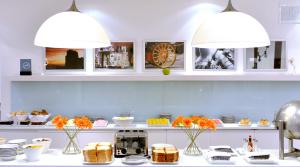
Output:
[
  {"xmin": 192, "ymin": 48, "xmax": 237, "ymax": 71},
  {"xmin": 44, "ymin": 48, "xmax": 86, "ymax": 73},
  {"xmin": 143, "ymin": 41, "xmax": 186, "ymax": 71},
  {"xmin": 244, "ymin": 40, "xmax": 287, "ymax": 72},
  {"xmin": 93, "ymin": 41, "xmax": 136, "ymax": 72}
]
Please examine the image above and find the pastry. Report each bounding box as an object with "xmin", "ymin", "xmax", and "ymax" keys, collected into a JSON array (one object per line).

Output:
[
  {"xmin": 11, "ymin": 111, "xmax": 28, "ymax": 116},
  {"xmin": 31, "ymin": 109, "xmax": 49, "ymax": 116},
  {"xmin": 259, "ymin": 119, "xmax": 269, "ymax": 126},
  {"xmin": 239, "ymin": 118, "xmax": 251, "ymax": 126}
]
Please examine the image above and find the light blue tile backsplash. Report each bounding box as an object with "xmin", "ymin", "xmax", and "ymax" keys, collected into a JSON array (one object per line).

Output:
[{"xmin": 11, "ymin": 81, "xmax": 300, "ymax": 122}]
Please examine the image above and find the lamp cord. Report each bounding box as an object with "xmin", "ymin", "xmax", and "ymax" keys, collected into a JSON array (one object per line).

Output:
[
  {"xmin": 222, "ymin": 0, "xmax": 238, "ymax": 12},
  {"xmin": 67, "ymin": 0, "xmax": 80, "ymax": 12}
]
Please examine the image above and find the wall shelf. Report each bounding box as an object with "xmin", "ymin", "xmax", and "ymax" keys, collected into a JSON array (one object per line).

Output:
[{"xmin": 6, "ymin": 73, "xmax": 300, "ymax": 82}]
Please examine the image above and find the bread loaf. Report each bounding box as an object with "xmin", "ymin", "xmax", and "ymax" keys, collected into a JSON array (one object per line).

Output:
[{"xmin": 83, "ymin": 142, "xmax": 113, "ymax": 163}]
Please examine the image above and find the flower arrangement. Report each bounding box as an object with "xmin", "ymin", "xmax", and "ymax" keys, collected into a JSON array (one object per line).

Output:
[
  {"xmin": 52, "ymin": 115, "xmax": 93, "ymax": 154},
  {"xmin": 172, "ymin": 116, "xmax": 216, "ymax": 155}
]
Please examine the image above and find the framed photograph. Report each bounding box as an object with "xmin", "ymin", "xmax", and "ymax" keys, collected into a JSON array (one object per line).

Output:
[
  {"xmin": 245, "ymin": 41, "xmax": 287, "ymax": 71},
  {"xmin": 45, "ymin": 48, "xmax": 85, "ymax": 70},
  {"xmin": 193, "ymin": 48, "xmax": 236, "ymax": 70},
  {"xmin": 144, "ymin": 41, "xmax": 185, "ymax": 70},
  {"xmin": 94, "ymin": 41, "xmax": 135, "ymax": 71}
]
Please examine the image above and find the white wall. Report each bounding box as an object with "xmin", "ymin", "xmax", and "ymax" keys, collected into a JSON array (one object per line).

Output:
[{"xmin": 1, "ymin": 0, "xmax": 300, "ymax": 99}]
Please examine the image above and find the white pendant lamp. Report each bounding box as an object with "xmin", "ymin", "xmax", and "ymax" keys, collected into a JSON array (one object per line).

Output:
[
  {"xmin": 192, "ymin": 0, "xmax": 270, "ymax": 48},
  {"xmin": 34, "ymin": 0, "xmax": 111, "ymax": 49}
]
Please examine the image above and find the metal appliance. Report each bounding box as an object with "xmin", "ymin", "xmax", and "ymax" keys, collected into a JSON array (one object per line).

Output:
[
  {"xmin": 274, "ymin": 101, "xmax": 300, "ymax": 159},
  {"xmin": 114, "ymin": 130, "xmax": 148, "ymax": 158}
]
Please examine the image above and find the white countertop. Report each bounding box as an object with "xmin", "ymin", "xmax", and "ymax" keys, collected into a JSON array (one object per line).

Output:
[
  {"xmin": 0, "ymin": 123, "xmax": 276, "ymax": 131},
  {"xmin": 0, "ymin": 149, "xmax": 299, "ymax": 167}
]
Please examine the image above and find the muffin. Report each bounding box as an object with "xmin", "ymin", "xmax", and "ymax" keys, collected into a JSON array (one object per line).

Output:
[
  {"xmin": 239, "ymin": 118, "xmax": 251, "ymax": 126},
  {"xmin": 259, "ymin": 119, "xmax": 269, "ymax": 126}
]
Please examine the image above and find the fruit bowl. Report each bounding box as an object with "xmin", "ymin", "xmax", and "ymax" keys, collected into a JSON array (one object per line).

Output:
[{"xmin": 112, "ymin": 117, "xmax": 134, "ymax": 127}]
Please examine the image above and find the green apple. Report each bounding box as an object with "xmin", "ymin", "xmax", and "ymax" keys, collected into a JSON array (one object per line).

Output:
[{"xmin": 162, "ymin": 68, "xmax": 170, "ymax": 75}]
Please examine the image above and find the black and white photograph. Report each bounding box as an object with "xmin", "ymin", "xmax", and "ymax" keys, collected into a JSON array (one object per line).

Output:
[
  {"xmin": 94, "ymin": 42, "xmax": 134, "ymax": 70},
  {"xmin": 144, "ymin": 42, "xmax": 185, "ymax": 70},
  {"xmin": 193, "ymin": 48, "xmax": 235, "ymax": 70},
  {"xmin": 245, "ymin": 41, "xmax": 287, "ymax": 71}
]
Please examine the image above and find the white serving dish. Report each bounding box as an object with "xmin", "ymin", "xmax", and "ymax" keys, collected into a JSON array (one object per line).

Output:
[
  {"xmin": 15, "ymin": 114, "xmax": 29, "ymax": 122},
  {"xmin": 23, "ymin": 144, "xmax": 44, "ymax": 161},
  {"xmin": 244, "ymin": 152, "xmax": 278, "ymax": 164},
  {"xmin": 93, "ymin": 120, "xmax": 108, "ymax": 127},
  {"xmin": 205, "ymin": 151, "xmax": 235, "ymax": 164},
  {"xmin": 122, "ymin": 155, "xmax": 148, "ymax": 165},
  {"xmin": 112, "ymin": 117, "xmax": 134, "ymax": 126},
  {"xmin": 29, "ymin": 114, "xmax": 50, "ymax": 123},
  {"xmin": 209, "ymin": 145, "xmax": 238, "ymax": 156},
  {"xmin": 32, "ymin": 138, "xmax": 52, "ymax": 153}
]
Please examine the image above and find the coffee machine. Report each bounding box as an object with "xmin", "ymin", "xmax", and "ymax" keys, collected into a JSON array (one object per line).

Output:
[{"xmin": 114, "ymin": 130, "xmax": 148, "ymax": 158}]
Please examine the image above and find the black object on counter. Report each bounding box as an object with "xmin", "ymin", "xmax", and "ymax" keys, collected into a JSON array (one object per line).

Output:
[{"xmin": 0, "ymin": 121, "xmax": 14, "ymax": 125}]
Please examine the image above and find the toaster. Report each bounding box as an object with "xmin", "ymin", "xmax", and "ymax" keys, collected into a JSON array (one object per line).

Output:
[{"xmin": 114, "ymin": 130, "xmax": 148, "ymax": 158}]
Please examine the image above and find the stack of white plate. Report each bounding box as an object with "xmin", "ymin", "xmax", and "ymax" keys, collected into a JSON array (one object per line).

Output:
[
  {"xmin": 8, "ymin": 139, "xmax": 27, "ymax": 154},
  {"xmin": 221, "ymin": 116, "xmax": 236, "ymax": 123},
  {"xmin": 0, "ymin": 144, "xmax": 18, "ymax": 161}
]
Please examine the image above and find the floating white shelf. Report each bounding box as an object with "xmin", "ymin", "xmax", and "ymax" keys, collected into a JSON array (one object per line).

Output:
[
  {"xmin": 0, "ymin": 123, "xmax": 275, "ymax": 131},
  {"xmin": 6, "ymin": 73, "xmax": 300, "ymax": 82}
]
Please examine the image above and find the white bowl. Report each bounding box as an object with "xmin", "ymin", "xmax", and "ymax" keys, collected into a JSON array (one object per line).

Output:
[
  {"xmin": 32, "ymin": 138, "xmax": 52, "ymax": 153},
  {"xmin": 112, "ymin": 117, "xmax": 134, "ymax": 126},
  {"xmin": 23, "ymin": 144, "xmax": 44, "ymax": 161},
  {"xmin": 15, "ymin": 114, "xmax": 29, "ymax": 122},
  {"xmin": 29, "ymin": 114, "xmax": 50, "ymax": 123}
]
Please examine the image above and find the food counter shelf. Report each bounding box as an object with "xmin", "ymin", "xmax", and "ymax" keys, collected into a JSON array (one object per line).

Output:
[
  {"xmin": 0, "ymin": 149, "xmax": 299, "ymax": 167},
  {"xmin": 0, "ymin": 123, "xmax": 276, "ymax": 131}
]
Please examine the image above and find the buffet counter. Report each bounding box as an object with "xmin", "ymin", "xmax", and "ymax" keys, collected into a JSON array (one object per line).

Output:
[
  {"xmin": 0, "ymin": 149, "xmax": 299, "ymax": 167},
  {"xmin": 0, "ymin": 123, "xmax": 279, "ymax": 150},
  {"xmin": 0, "ymin": 123, "xmax": 276, "ymax": 131}
]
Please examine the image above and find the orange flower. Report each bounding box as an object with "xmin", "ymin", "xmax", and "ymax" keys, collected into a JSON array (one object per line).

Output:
[
  {"xmin": 172, "ymin": 116, "xmax": 184, "ymax": 127},
  {"xmin": 183, "ymin": 118, "xmax": 192, "ymax": 128},
  {"xmin": 191, "ymin": 116, "xmax": 201, "ymax": 124},
  {"xmin": 197, "ymin": 117, "xmax": 216, "ymax": 130},
  {"xmin": 74, "ymin": 116, "xmax": 92, "ymax": 129},
  {"xmin": 52, "ymin": 115, "xmax": 62, "ymax": 125},
  {"xmin": 52, "ymin": 115, "xmax": 68, "ymax": 130}
]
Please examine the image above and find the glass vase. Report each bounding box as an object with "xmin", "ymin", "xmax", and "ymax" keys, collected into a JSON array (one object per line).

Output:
[
  {"xmin": 183, "ymin": 128, "xmax": 203, "ymax": 156},
  {"xmin": 63, "ymin": 127, "xmax": 81, "ymax": 154}
]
